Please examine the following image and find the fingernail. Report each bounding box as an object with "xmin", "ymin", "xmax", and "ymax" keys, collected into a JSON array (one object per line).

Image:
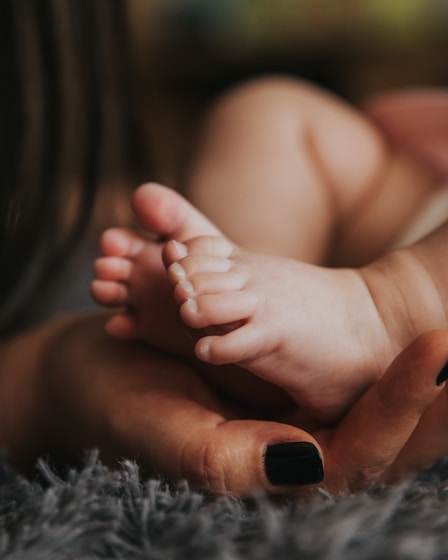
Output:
[
  {"xmin": 436, "ymin": 362, "xmax": 448, "ymax": 386},
  {"xmin": 264, "ymin": 442, "xmax": 324, "ymax": 486}
]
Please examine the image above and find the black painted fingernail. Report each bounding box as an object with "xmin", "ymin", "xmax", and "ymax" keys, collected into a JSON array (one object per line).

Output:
[
  {"xmin": 436, "ymin": 362, "xmax": 448, "ymax": 386},
  {"xmin": 264, "ymin": 442, "xmax": 324, "ymax": 486}
]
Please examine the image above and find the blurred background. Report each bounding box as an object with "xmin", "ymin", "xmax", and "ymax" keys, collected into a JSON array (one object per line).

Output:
[
  {"xmin": 127, "ymin": 0, "xmax": 448, "ymax": 187},
  {"xmin": 14, "ymin": 0, "xmax": 448, "ymax": 331}
]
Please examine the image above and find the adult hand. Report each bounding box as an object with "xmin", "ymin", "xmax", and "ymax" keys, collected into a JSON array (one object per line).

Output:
[
  {"xmin": 4, "ymin": 312, "xmax": 448, "ymax": 496},
  {"xmin": 38, "ymin": 312, "xmax": 323, "ymax": 494},
  {"xmin": 312, "ymin": 329, "xmax": 448, "ymax": 494}
]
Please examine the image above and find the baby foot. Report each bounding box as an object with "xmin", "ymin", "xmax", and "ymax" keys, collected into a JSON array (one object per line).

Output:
[
  {"xmin": 91, "ymin": 227, "xmax": 190, "ymax": 353},
  {"xmin": 163, "ymin": 234, "xmax": 394, "ymax": 423},
  {"xmin": 91, "ymin": 183, "xmax": 222, "ymax": 353},
  {"xmin": 91, "ymin": 183, "xmax": 292, "ymax": 409}
]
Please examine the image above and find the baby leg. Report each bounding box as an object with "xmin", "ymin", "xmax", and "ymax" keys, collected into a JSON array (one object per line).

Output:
[{"xmin": 186, "ymin": 77, "xmax": 437, "ymax": 267}]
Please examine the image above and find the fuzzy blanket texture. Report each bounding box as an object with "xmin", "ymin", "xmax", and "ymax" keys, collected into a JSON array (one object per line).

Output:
[{"xmin": 1, "ymin": 451, "xmax": 448, "ymax": 560}]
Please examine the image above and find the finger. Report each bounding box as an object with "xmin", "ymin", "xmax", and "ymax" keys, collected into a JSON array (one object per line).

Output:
[
  {"xmin": 103, "ymin": 346, "xmax": 324, "ymax": 496},
  {"xmin": 326, "ymin": 331, "xmax": 448, "ymax": 493},
  {"xmin": 383, "ymin": 330, "xmax": 448, "ymax": 481}
]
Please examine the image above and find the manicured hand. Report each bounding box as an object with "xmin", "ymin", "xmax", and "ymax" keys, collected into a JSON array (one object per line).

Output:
[{"xmin": 39, "ymin": 315, "xmax": 448, "ymax": 496}]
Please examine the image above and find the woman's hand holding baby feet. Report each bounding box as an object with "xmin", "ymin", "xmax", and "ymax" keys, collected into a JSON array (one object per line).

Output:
[{"xmin": 163, "ymin": 235, "xmax": 392, "ymax": 424}]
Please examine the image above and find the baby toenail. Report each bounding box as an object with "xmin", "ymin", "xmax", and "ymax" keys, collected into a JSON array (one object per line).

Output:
[
  {"xmin": 179, "ymin": 280, "xmax": 194, "ymax": 296},
  {"xmin": 172, "ymin": 240, "xmax": 188, "ymax": 258},
  {"xmin": 186, "ymin": 298, "xmax": 198, "ymax": 313},
  {"xmin": 196, "ymin": 339, "xmax": 210, "ymax": 361},
  {"xmin": 169, "ymin": 262, "xmax": 186, "ymax": 281}
]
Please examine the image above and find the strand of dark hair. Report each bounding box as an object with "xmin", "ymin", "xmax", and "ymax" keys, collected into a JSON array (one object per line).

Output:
[{"xmin": 0, "ymin": 0, "xmax": 150, "ymax": 336}]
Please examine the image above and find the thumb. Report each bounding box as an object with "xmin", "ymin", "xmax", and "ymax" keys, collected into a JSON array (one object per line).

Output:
[
  {"xmin": 122, "ymin": 369, "xmax": 324, "ymax": 496},
  {"xmin": 177, "ymin": 419, "xmax": 324, "ymax": 496}
]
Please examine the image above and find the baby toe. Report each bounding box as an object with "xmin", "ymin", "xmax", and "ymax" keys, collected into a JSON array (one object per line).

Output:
[
  {"xmin": 184, "ymin": 235, "xmax": 235, "ymax": 257},
  {"xmin": 179, "ymin": 291, "xmax": 258, "ymax": 329},
  {"xmin": 100, "ymin": 227, "xmax": 147, "ymax": 258},
  {"xmin": 173, "ymin": 279, "xmax": 196, "ymax": 303},
  {"xmin": 94, "ymin": 257, "xmax": 133, "ymax": 282},
  {"xmin": 162, "ymin": 240, "xmax": 189, "ymax": 267},
  {"xmin": 167, "ymin": 255, "xmax": 232, "ymax": 287},
  {"xmin": 195, "ymin": 324, "xmax": 263, "ymax": 365},
  {"xmin": 189, "ymin": 271, "xmax": 248, "ymax": 296},
  {"xmin": 90, "ymin": 279, "xmax": 128, "ymax": 307},
  {"xmin": 173, "ymin": 271, "xmax": 247, "ymax": 304},
  {"xmin": 105, "ymin": 313, "xmax": 139, "ymax": 339}
]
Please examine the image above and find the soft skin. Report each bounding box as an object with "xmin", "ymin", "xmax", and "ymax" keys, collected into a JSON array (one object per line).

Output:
[{"xmin": 1, "ymin": 312, "xmax": 448, "ymax": 495}]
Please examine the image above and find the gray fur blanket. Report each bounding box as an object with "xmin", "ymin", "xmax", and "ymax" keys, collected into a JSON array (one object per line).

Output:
[{"xmin": 2, "ymin": 451, "xmax": 448, "ymax": 559}]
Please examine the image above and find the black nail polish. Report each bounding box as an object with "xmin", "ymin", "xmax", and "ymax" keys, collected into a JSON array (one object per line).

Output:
[
  {"xmin": 436, "ymin": 362, "xmax": 448, "ymax": 386},
  {"xmin": 264, "ymin": 442, "xmax": 324, "ymax": 486}
]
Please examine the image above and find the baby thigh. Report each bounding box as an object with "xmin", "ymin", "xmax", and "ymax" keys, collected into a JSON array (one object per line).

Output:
[{"xmin": 186, "ymin": 76, "xmax": 437, "ymax": 266}]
